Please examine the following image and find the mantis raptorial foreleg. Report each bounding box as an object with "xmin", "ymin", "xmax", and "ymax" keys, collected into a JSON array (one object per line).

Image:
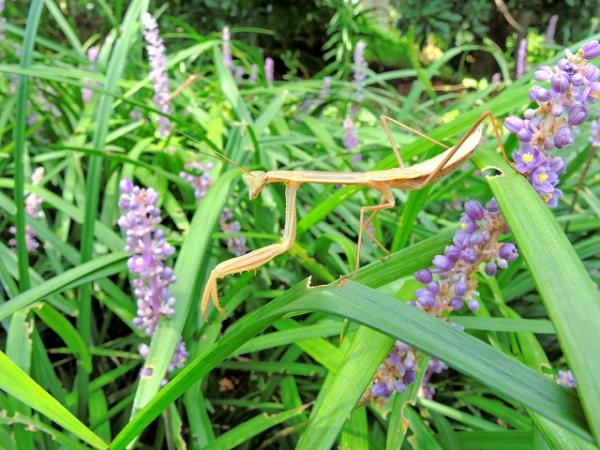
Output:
[
  {"xmin": 354, "ymin": 187, "xmax": 395, "ymax": 274},
  {"xmin": 200, "ymin": 183, "xmax": 299, "ymax": 322}
]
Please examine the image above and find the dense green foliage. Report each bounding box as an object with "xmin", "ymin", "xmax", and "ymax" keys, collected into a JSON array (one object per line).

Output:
[{"xmin": 0, "ymin": 1, "xmax": 599, "ymax": 449}]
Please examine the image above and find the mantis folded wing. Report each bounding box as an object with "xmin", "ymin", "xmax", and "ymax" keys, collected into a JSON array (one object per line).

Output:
[{"xmin": 200, "ymin": 111, "xmax": 507, "ymax": 321}]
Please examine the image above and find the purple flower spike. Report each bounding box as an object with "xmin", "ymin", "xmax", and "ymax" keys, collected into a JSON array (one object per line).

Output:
[
  {"xmin": 118, "ymin": 180, "xmax": 188, "ymax": 382},
  {"xmin": 264, "ymin": 57, "xmax": 274, "ymax": 86},
  {"xmin": 118, "ymin": 179, "xmax": 176, "ymax": 337},
  {"xmin": 343, "ymin": 117, "xmax": 358, "ymax": 150},
  {"xmin": 9, "ymin": 167, "xmax": 45, "ymax": 252},
  {"xmin": 506, "ymin": 41, "xmax": 600, "ymax": 207},
  {"xmin": 142, "ymin": 13, "xmax": 172, "ymax": 137},
  {"xmin": 180, "ymin": 162, "xmax": 214, "ymax": 201},
  {"xmin": 220, "ymin": 208, "xmax": 249, "ymax": 256},
  {"xmin": 222, "ymin": 26, "xmax": 232, "ymax": 70}
]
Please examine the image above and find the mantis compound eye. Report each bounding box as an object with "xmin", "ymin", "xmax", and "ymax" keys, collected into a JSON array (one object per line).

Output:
[{"xmin": 244, "ymin": 171, "xmax": 268, "ymax": 199}]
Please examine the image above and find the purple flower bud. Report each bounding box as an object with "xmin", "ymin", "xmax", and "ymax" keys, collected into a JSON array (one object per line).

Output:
[
  {"xmin": 469, "ymin": 233, "xmax": 486, "ymax": 245},
  {"xmin": 453, "ymin": 231, "xmax": 470, "ymax": 247},
  {"xmin": 433, "ymin": 255, "xmax": 454, "ymax": 273},
  {"xmin": 534, "ymin": 66, "xmax": 553, "ymax": 81},
  {"xmin": 450, "ymin": 297, "xmax": 464, "ymax": 310},
  {"xmin": 543, "ymin": 136, "xmax": 555, "ymax": 150},
  {"xmin": 428, "ymin": 281, "xmax": 440, "ymax": 294},
  {"xmin": 499, "ymin": 243, "xmax": 518, "ymax": 261},
  {"xmin": 416, "ymin": 289, "xmax": 436, "ymax": 308},
  {"xmin": 445, "ymin": 245, "xmax": 461, "ymax": 260},
  {"xmin": 461, "ymin": 248, "xmax": 478, "ymax": 263},
  {"xmin": 504, "ymin": 116, "xmax": 524, "ymax": 133},
  {"xmin": 468, "ymin": 300, "xmax": 480, "ymax": 312},
  {"xmin": 568, "ymin": 104, "xmax": 588, "ymax": 126},
  {"xmin": 529, "ymin": 86, "xmax": 551, "ymax": 102},
  {"xmin": 571, "ymin": 73, "xmax": 584, "ymax": 86},
  {"xmin": 551, "ymin": 73, "xmax": 570, "ymax": 93},
  {"xmin": 517, "ymin": 127, "xmax": 532, "ymax": 142},
  {"xmin": 415, "ymin": 269, "xmax": 433, "ymax": 284},
  {"xmin": 465, "ymin": 200, "xmax": 484, "ymax": 220},
  {"xmin": 486, "ymin": 198, "xmax": 499, "ymax": 213},
  {"xmin": 557, "ymin": 58, "xmax": 573, "ymax": 72},
  {"xmin": 120, "ymin": 178, "xmax": 134, "ymax": 193},
  {"xmin": 460, "ymin": 215, "xmax": 478, "ymax": 233},
  {"xmin": 581, "ymin": 40, "xmax": 600, "ymax": 60},
  {"xmin": 372, "ymin": 383, "xmax": 388, "ymax": 397},
  {"xmin": 485, "ymin": 262, "xmax": 497, "ymax": 276},
  {"xmin": 454, "ymin": 281, "xmax": 467, "ymax": 297},
  {"xmin": 554, "ymin": 126, "xmax": 573, "ymax": 149}
]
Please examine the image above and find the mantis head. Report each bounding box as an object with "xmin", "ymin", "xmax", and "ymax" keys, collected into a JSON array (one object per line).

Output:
[{"xmin": 244, "ymin": 171, "xmax": 268, "ymax": 199}]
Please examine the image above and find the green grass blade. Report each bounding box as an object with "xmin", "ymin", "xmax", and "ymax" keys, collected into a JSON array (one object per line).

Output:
[
  {"xmin": 203, "ymin": 406, "xmax": 307, "ymax": 450},
  {"xmin": 473, "ymin": 147, "xmax": 600, "ymax": 444},
  {"xmin": 0, "ymin": 252, "xmax": 128, "ymax": 321},
  {"xmin": 340, "ymin": 407, "xmax": 369, "ymax": 450},
  {"xmin": 0, "ymin": 350, "xmax": 107, "ymax": 449},
  {"xmin": 13, "ymin": 0, "xmax": 44, "ymax": 291}
]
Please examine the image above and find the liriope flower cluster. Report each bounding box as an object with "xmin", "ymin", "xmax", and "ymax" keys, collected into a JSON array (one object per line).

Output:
[
  {"xmin": 9, "ymin": 167, "xmax": 45, "ymax": 252},
  {"xmin": 368, "ymin": 200, "xmax": 518, "ymax": 401},
  {"xmin": 117, "ymin": 179, "xmax": 187, "ymax": 381},
  {"xmin": 413, "ymin": 199, "xmax": 518, "ymax": 314},
  {"xmin": 180, "ymin": 162, "xmax": 214, "ymax": 201},
  {"xmin": 344, "ymin": 40, "xmax": 368, "ymax": 150},
  {"xmin": 82, "ymin": 45, "xmax": 100, "ymax": 104},
  {"xmin": 142, "ymin": 13, "xmax": 171, "ymax": 137},
  {"xmin": 505, "ymin": 41, "xmax": 600, "ymax": 207},
  {"xmin": 222, "ymin": 25, "xmax": 273, "ymax": 86}
]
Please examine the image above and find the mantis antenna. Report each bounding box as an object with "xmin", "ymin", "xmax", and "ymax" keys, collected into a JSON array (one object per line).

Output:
[{"xmin": 173, "ymin": 128, "xmax": 252, "ymax": 175}]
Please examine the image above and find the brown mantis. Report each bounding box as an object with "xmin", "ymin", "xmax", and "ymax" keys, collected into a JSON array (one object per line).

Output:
[{"xmin": 199, "ymin": 111, "xmax": 508, "ymax": 321}]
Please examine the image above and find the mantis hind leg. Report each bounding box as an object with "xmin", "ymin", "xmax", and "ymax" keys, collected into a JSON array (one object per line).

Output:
[
  {"xmin": 380, "ymin": 115, "xmax": 450, "ymax": 169},
  {"xmin": 200, "ymin": 183, "xmax": 299, "ymax": 322},
  {"xmin": 415, "ymin": 111, "xmax": 509, "ymax": 189},
  {"xmin": 353, "ymin": 188, "xmax": 395, "ymax": 276}
]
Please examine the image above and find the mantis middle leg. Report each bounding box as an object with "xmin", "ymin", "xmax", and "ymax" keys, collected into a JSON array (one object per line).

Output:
[
  {"xmin": 200, "ymin": 183, "xmax": 299, "ymax": 322},
  {"xmin": 354, "ymin": 187, "xmax": 395, "ymax": 274}
]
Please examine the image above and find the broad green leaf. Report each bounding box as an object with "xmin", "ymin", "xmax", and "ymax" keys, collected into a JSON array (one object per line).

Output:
[
  {"xmin": 474, "ymin": 148, "xmax": 600, "ymax": 444},
  {"xmin": 0, "ymin": 350, "xmax": 107, "ymax": 449}
]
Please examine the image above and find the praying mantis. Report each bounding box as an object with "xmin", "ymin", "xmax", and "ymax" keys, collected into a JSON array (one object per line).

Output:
[{"xmin": 200, "ymin": 111, "xmax": 508, "ymax": 321}]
